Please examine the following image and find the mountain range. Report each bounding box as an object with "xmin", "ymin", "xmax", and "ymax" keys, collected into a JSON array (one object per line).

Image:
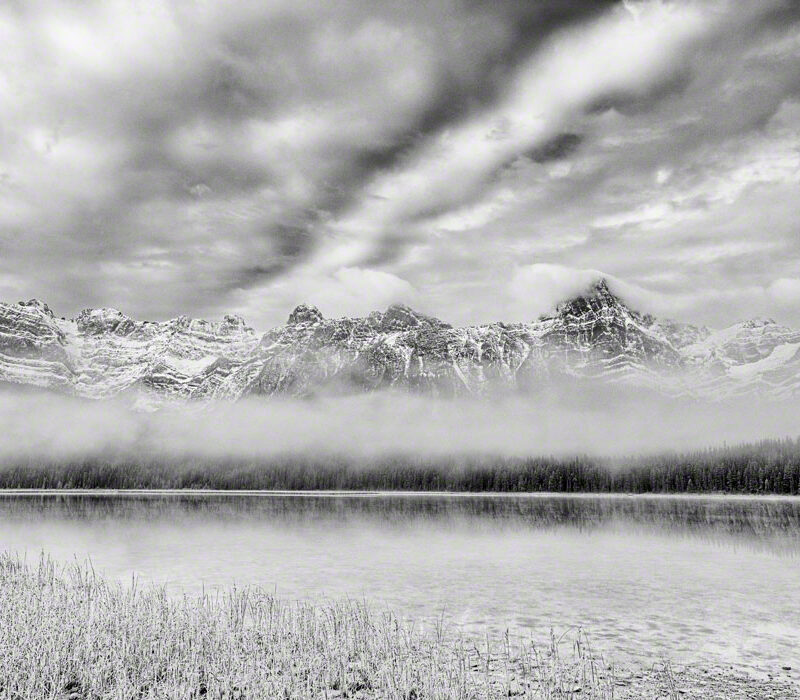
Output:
[{"xmin": 2, "ymin": 280, "xmax": 799, "ymax": 408}]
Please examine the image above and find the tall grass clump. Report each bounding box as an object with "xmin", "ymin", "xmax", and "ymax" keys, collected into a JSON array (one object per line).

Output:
[{"xmin": 0, "ymin": 555, "xmax": 615, "ymax": 699}]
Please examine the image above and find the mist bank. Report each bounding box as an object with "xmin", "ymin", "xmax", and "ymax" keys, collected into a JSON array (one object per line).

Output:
[
  {"xmin": 0, "ymin": 389, "xmax": 799, "ymax": 493},
  {"xmin": 2, "ymin": 389, "xmax": 800, "ymax": 461}
]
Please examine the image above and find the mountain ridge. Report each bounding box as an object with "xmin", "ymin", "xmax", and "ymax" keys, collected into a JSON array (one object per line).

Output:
[{"xmin": 2, "ymin": 280, "xmax": 800, "ymax": 407}]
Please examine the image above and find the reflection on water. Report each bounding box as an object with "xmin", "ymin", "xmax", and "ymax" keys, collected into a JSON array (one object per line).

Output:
[{"xmin": 1, "ymin": 492, "xmax": 799, "ymax": 672}]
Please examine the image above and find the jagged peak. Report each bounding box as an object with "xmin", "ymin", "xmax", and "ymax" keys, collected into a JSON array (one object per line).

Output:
[
  {"xmin": 76, "ymin": 306, "xmax": 128, "ymax": 319},
  {"xmin": 741, "ymin": 318, "xmax": 778, "ymax": 329},
  {"xmin": 75, "ymin": 307, "xmax": 137, "ymax": 335},
  {"xmin": 379, "ymin": 303, "xmax": 450, "ymax": 332},
  {"xmin": 73, "ymin": 308, "xmax": 253, "ymax": 337},
  {"xmin": 583, "ymin": 278, "xmax": 623, "ymax": 302},
  {"xmin": 283, "ymin": 302, "xmax": 450, "ymax": 331},
  {"xmin": 288, "ymin": 304, "xmax": 323, "ymax": 325},
  {"xmin": 553, "ymin": 278, "xmax": 632, "ymax": 318},
  {"xmin": 589, "ymin": 278, "xmax": 612, "ymax": 294},
  {"xmin": 18, "ymin": 298, "xmax": 55, "ymax": 318},
  {"xmin": 169, "ymin": 313, "xmax": 254, "ymax": 336},
  {"xmin": 221, "ymin": 314, "xmax": 248, "ymax": 330}
]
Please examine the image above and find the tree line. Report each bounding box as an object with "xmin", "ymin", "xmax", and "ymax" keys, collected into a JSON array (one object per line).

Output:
[{"xmin": 1, "ymin": 437, "xmax": 799, "ymax": 493}]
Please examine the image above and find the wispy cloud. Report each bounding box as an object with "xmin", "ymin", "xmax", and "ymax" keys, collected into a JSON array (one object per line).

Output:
[{"xmin": 315, "ymin": 1, "xmax": 714, "ymax": 270}]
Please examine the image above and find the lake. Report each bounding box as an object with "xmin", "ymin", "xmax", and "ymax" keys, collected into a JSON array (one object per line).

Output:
[{"xmin": 1, "ymin": 491, "xmax": 799, "ymax": 675}]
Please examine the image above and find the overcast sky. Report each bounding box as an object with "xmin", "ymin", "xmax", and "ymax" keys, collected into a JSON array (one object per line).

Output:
[{"xmin": 2, "ymin": 0, "xmax": 800, "ymax": 329}]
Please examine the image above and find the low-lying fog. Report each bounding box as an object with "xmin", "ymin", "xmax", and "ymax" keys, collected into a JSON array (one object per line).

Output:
[{"xmin": 1, "ymin": 389, "xmax": 799, "ymax": 461}]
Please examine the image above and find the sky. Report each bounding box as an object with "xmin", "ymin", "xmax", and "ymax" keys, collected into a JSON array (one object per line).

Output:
[{"xmin": 1, "ymin": 0, "xmax": 800, "ymax": 330}]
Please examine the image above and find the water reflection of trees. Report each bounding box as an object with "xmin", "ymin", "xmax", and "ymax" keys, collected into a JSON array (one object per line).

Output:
[{"xmin": 2, "ymin": 493, "xmax": 799, "ymax": 556}]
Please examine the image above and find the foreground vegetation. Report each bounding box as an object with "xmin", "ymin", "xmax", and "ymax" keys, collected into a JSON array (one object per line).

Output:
[
  {"xmin": 2, "ymin": 556, "xmax": 797, "ymax": 699},
  {"xmin": 1, "ymin": 438, "xmax": 799, "ymax": 493},
  {"xmin": 0, "ymin": 555, "xmax": 616, "ymax": 699}
]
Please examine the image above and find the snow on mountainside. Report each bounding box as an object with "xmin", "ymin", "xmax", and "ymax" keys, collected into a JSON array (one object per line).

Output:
[{"xmin": 1, "ymin": 280, "xmax": 799, "ymax": 406}]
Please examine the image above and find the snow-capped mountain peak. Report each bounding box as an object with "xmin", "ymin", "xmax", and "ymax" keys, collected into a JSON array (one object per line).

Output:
[{"xmin": 1, "ymin": 282, "xmax": 799, "ymax": 405}]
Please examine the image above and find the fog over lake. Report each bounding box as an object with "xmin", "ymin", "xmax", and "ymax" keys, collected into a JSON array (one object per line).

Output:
[
  {"xmin": 3, "ymin": 493, "xmax": 799, "ymax": 675},
  {"xmin": 3, "ymin": 392, "xmax": 800, "ymax": 460}
]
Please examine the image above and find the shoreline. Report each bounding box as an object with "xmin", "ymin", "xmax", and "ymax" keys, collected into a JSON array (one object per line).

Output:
[{"xmin": 1, "ymin": 488, "xmax": 799, "ymax": 500}]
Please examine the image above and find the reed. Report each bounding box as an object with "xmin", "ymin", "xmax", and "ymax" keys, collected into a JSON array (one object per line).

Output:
[{"xmin": 0, "ymin": 555, "xmax": 614, "ymax": 699}]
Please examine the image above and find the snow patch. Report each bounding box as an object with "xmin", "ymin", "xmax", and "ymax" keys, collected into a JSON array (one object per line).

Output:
[
  {"xmin": 728, "ymin": 343, "xmax": 800, "ymax": 379},
  {"xmin": 165, "ymin": 355, "xmax": 217, "ymax": 375}
]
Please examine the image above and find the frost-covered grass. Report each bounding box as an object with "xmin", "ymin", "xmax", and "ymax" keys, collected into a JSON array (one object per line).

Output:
[{"xmin": 0, "ymin": 555, "xmax": 614, "ymax": 699}]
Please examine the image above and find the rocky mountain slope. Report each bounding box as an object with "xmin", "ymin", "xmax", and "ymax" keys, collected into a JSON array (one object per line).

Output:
[{"xmin": 2, "ymin": 280, "xmax": 799, "ymax": 406}]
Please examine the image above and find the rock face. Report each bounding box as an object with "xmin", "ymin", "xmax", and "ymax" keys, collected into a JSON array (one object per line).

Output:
[{"xmin": 2, "ymin": 280, "xmax": 800, "ymax": 406}]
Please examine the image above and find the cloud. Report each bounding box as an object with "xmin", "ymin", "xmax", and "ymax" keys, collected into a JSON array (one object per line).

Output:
[
  {"xmin": 235, "ymin": 267, "xmax": 416, "ymax": 324},
  {"xmin": 508, "ymin": 264, "xmax": 605, "ymax": 319},
  {"xmin": 506, "ymin": 263, "xmax": 675, "ymax": 320},
  {"xmin": 1, "ymin": 392, "xmax": 799, "ymax": 461},
  {"xmin": 505, "ymin": 263, "xmax": 800, "ymax": 329},
  {"xmin": 320, "ymin": 0, "xmax": 716, "ymax": 270},
  {"xmin": 769, "ymin": 278, "xmax": 800, "ymax": 305},
  {"xmin": 2, "ymin": 1, "xmax": 800, "ymax": 330},
  {"xmin": 0, "ymin": 0, "xmax": 569, "ymax": 314}
]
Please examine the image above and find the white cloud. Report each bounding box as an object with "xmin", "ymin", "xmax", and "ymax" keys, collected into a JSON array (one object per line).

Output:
[
  {"xmin": 506, "ymin": 263, "xmax": 676, "ymax": 320},
  {"xmin": 588, "ymin": 102, "xmax": 800, "ymax": 235},
  {"xmin": 591, "ymin": 202, "xmax": 675, "ymax": 230},
  {"xmin": 769, "ymin": 278, "xmax": 800, "ymax": 305},
  {"xmin": 508, "ymin": 264, "xmax": 604, "ymax": 318},
  {"xmin": 236, "ymin": 267, "xmax": 416, "ymax": 327},
  {"xmin": 327, "ymin": 267, "xmax": 416, "ymax": 315},
  {"xmin": 431, "ymin": 189, "xmax": 517, "ymax": 233}
]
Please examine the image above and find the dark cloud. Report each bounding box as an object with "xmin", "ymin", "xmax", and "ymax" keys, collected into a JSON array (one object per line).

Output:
[{"xmin": 526, "ymin": 133, "xmax": 583, "ymax": 163}]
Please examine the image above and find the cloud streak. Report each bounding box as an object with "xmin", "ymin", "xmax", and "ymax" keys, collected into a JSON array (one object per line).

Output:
[{"xmin": 317, "ymin": 1, "xmax": 714, "ymax": 270}]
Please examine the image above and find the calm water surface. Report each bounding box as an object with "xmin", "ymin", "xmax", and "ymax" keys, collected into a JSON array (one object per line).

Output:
[{"xmin": 1, "ymin": 492, "xmax": 799, "ymax": 673}]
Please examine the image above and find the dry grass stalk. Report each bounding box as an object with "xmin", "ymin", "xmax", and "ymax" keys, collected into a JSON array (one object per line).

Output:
[{"xmin": 0, "ymin": 555, "xmax": 614, "ymax": 699}]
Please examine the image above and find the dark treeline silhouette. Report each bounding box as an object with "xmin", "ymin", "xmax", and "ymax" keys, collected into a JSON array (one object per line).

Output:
[{"xmin": 1, "ymin": 437, "xmax": 799, "ymax": 493}]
